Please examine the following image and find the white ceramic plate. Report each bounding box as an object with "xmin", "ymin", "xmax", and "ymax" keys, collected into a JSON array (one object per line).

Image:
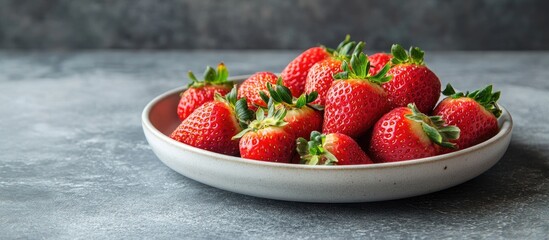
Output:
[{"xmin": 142, "ymin": 76, "xmax": 513, "ymax": 203}]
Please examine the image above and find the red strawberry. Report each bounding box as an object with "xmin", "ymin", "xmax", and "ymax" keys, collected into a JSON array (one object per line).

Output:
[
  {"xmin": 238, "ymin": 72, "xmax": 278, "ymax": 110},
  {"xmin": 304, "ymin": 37, "xmax": 361, "ymax": 106},
  {"xmin": 304, "ymin": 58, "xmax": 344, "ymax": 106},
  {"xmin": 259, "ymin": 79, "xmax": 323, "ymax": 140},
  {"xmin": 384, "ymin": 44, "xmax": 441, "ymax": 113},
  {"xmin": 323, "ymin": 50, "xmax": 391, "ymax": 138},
  {"xmin": 296, "ymin": 131, "xmax": 373, "ymax": 165},
  {"xmin": 433, "ymin": 84, "xmax": 501, "ymax": 150},
  {"xmin": 170, "ymin": 87, "xmax": 253, "ymax": 156},
  {"xmin": 368, "ymin": 52, "xmax": 392, "ymax": 75},
  {"xmin": 233, "ymin": 101, "xmax": 295, "ymax": 163},
  {"xmin": 177, "ymin": 63, "xmax": 233, "ymax": 121},
  {"xmin": 369, "ymin": 103, "xmax": 460, "ymax": 163},
  {"xmin": 280, "ymin": 47, "xmax": 330, "ymax": 97}
]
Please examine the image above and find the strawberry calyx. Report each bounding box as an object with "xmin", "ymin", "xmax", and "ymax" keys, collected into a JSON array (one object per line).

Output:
[
  {"xmin": 390, "ymin": 44, "xmax": 425, "ymax": 66},
  {"xmin": 232, "ymin": 99, "xmax": 288, "ymax": 139},
  {"xmin": 333, "ymin": 43, "xmax": 392, "ymax": 85},
  {"xmin": 442, "ymin": 84, "xmax": 502, "ymax": 118},
  {"xmin": 187, "ymin": 62, "xmax": 234, "ymax": 89},
  {"xmin": 296, "ymin": 131, "xmax": 338, "ymax": 165},
  {"xmin": 259, "ymin": 77, "xmax": 321, "ymax": 110},
  {"xmin": 323, "ymin": 34, "xmax": 362, "ymax": 62},
  {"xmin": 214, "ymin": 86, "xmax": 254, "ymax": 129},
  {"xmin": 405, "ymin": 103, "xmax": 460, "ymax": 149}
]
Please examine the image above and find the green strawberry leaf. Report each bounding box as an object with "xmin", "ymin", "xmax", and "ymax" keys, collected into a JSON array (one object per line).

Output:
[
  {"xmin": 255, "ymin": 108, "xmax": 265, "ymax": 121},
  {"xmin": 335, "ymin": 34, "xmax": 351, "ymax": 52},
  {"xmin": 235, "ymin": 98, "xmax": 253, "ymax": 128},
  {"xmin": 276, "ymin": 84, "xmax": 293, "ymax": 104},
  {"xmin": 267, "ymin": 98, "xmax": 275, "ymax": 118},
  {"xmin": 266, "ymin": 83, "xmax": 282, "ymax": 103},
  {"xmin": 442, "ymin": 84, "xmax": 502, "ymax": 118},
  {"xmin": 306, "ymin": 91, "xmax": 318, "ymax": 103},
  {"xmin": 442, "ymin": 83, "xmax": 457, "ymax": 96},
  {"xmin": 188, "ymin": 71, "xmax": 199, "ymax": 82},
  {"xmin": 295, "ymin": 95, "xmax": 307, "ymax": 108},
  {"xmin": 296, "ymin": 138, "xmax": 309, "ymax": 156},
  {"xmin": 405, "ymin": 103, "xmax": 460, "ymax": 149},
  {"xmin": 338, "ymin": 42, "xmax": 355, "ymax": 58},
  {"xmin": 409, "ymin": 46, "xmax": 424, "ymax": 64},
  {"xmin": 187, "ymin": 63, "xmax": 233, "ymax": 88},
  {"xmin": 215, "ymin": 63, "xmax": 229, "ymax": 83},
  {"xmin": 333, "ymin": 72, "xmax": 348, "ymax": 80},
  {"xmin": 259, "ymin": 91, "xmax": 270, "ymax": 104},
  {"xmin": 203, "ymin": 66, "xmax": 216, "ymax": 82},
  {"xmin": 390, "ymin": 44, "xmax": 426, "ymax": 65},
  {"xmin": 261, "ymin": 79, "xmax": 323, "ymax": 112},
  {"xmin": 391, "ymin": 44, "xmax": 408, "ymax": 62},
  {"xmin": 438, "ymin": 125, "xmax": 461, "ymax": 140},
  {"xmin": 224, "ymin": 86, "xmax": 238, "ymax": 105},
  {"xmin": 296, "ymin": 131, "xmax": 339, "ymax": 165},
  {"xmin": 336, "ymin": 47, "xmax": 391, "ymax": 86},
  {"xmin": 422, "ymin": 123, "xmax": 443, "ymax": 144}
]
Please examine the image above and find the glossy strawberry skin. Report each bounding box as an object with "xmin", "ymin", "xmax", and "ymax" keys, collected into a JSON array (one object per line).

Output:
[
  {"xmin": 324, "ymin": 133, "xmax": 373, "ymax": 165},
  {"xmin": 281, "ymin": 47, "xmax": 330, "ymax": 97},
  {"xmin": 368, "ymin": 107, "xmax": 440, "ymax": 163},
  {"xmin": 170, "ymin": 101, "xmax": 241, "ymax": 156},
  {"xmin": 384, "ymin": 64, "xmax": 441, "ymax": 113},
  {"xmin": 368, "ymin": 53, "xmax": 392, "ymax": 75},
  {"xmin": 177, "ymin": 85, "xmax": 232, "ymax": 121},
  {"xmin": 433, "ymin": 98, "xmax": 499, "ymax": 150},
  {"xmin": 238, "ymin": 72, "xmax": 278, "ymax": 110},
  {"xmin": 239, "ymin": 127, "xmax": 296, "ymax": 163},
  {"xmin": 304, "ymin": 58, "xmax": 343, "ymax": 106},
  {"xmin": 323, "ymin": 79, "xmax": 389, "ymax": 138},
  {"xmin": 284, "ymin": 106, "xmax": 323, "ymax": 140}
]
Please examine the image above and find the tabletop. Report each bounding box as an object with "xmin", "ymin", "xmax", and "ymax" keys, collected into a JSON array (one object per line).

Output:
[{"xmin": 1, "ymin": 50, "xmax": 548, "ymax": 239}]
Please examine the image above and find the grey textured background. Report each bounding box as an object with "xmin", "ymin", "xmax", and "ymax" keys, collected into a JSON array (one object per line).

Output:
[
  {"xmin": 0, "ymin": 0, "xmax": 548, "ymax": 50},
  {"xmin": 1, "ymin": 50, "xmax": 548, "ymax": 239}
]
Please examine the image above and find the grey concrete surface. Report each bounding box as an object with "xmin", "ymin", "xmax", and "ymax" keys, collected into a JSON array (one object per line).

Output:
[
  {"xmin": 1, "ymin": 0, "xmax": 548, "ymax": 50},
  {"xmin": 0, "ymin": 50, "xmax": 548, "ymax": 239}
]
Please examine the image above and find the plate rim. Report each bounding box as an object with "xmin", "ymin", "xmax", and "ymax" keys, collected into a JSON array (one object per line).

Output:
[{"xmin": 142, "ymin": 75, "xmax": 513, "ymax": 171}]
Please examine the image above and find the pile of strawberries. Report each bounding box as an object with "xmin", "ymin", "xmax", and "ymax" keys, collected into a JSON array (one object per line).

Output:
[{"xmin": 170, "ymin": 36, "xmax": 502, "ymax": 165}]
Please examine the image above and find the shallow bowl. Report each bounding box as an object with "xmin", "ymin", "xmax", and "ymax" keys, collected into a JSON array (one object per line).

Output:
[{"xmin": 142, "ymin": 76, "xmax": 513, "ymax": 203}]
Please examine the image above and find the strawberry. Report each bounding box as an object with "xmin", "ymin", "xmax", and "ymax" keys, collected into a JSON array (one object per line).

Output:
[
  {"xmin": 322, "ymin": 50, "xmax": 391, "ymax": 138},
  {"xmin": 233, "ymin": 100, "xmax": 295, "ymax": 163},
  {"xmin": 369, "ymin": 103, "xmax": 460, "ymax": 163},
  {"xmin": 296, "ymin": 131, "xmax": 373, "ymax": 165},
  {"xmin": 170, "ymin": 87, "xmax": 254, "ymax": 156},
  {"xmin": 238, "ymin": 72, "xmax": 278, "ymax": 110},
  {"xmin": 368, "ymin": 52, "xmax": 392, "ymax": 75},
  {"xmin": 304, "ymin": 38, "xmax": 362, "ymax": 106},
  {"xmin": 433, "ymin": 84, "xmax": 501, "ymax": 150},
  {"xmin": 384, "ymin": 44, "xmax": 441, "ymax": 113},
  {"xmin": 177, "ymin": 63, "xmax": 233, "ymax": 121},
  {"xmin": 258, "ymin": 79, "xmax": 323, "ymax": 140},
  {"xmin": 280, "ymin": 47, "xmax": 330, "ymax": 97},
  {"xmin": 304, "ymin": 58, "xmax": 344, "ymax": 106}
]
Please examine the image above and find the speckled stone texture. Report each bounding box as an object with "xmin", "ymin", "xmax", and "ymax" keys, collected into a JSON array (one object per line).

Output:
[
  {"xmin": 0, "ymin": 0, "xmax": 548, "ymax": 50},
  {"xmin": 0, "ymin": 51, "xmax": 548, "ymax": 239}
]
